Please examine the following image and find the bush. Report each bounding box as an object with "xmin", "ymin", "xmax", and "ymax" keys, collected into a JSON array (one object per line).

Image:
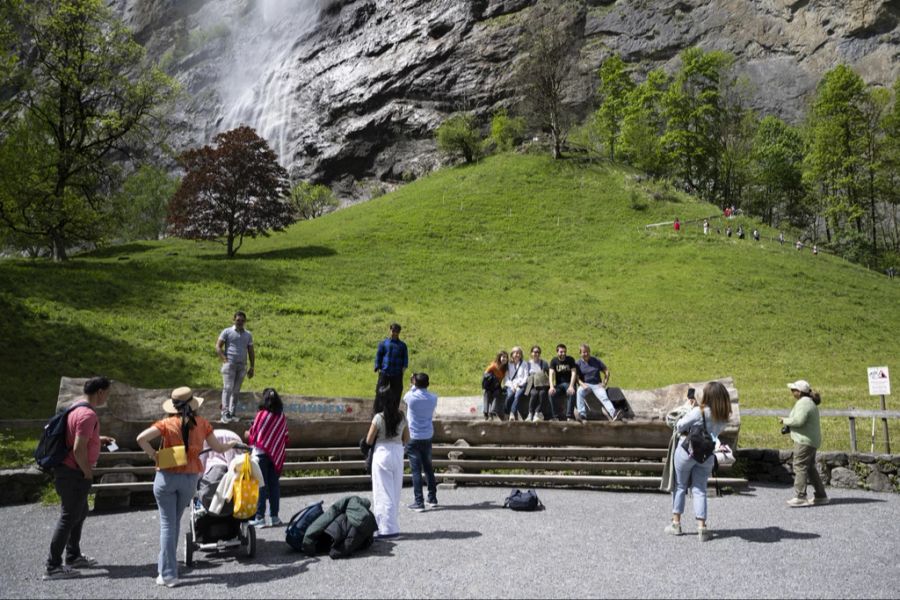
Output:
[
  {"xmin": 435, "ymin": 113, "xmax": 482, "ymax": 163},
  {"xmin": 490, "ymin": 108, "xmax": 526, "ymax": 152},
  {"xmin": 289, "ymin": 181, "xmax": 339, "ymax": 220}
]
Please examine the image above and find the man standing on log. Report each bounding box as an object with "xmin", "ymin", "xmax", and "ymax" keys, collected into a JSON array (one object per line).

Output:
[
  {"xmin": 374, "ymin": 322, "xmax": 408, "ymax": 413},
  {"xmin": 216, "ymin": 310, "xmax": 255, "ymax": 423}
]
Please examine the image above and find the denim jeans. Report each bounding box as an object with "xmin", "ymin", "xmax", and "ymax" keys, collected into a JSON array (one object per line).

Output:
[
  {"xmin": 576, "ymin": 383, "xmax": 615, "ymax": 418},
  {"xmin": 153, "ymin": 470, "xmax": 198, "ymax": 581},
  {"xmin": 672, "ymin": 444, "xmax": 714, "ymax": 520},
  {"xmin": 47, "ymin": 465, "xmax": 92, "ymax": 568},
  {"xmin": 406, "ymin": 438, "xmax": 437, "ymax": 506},
  {"xmin": 505, "ymin": 387, "xmax": 526, "ymax": 419},
  {"xmin": 255, "ymin": 452, "xmax": 280, "ymax": 520},
  {"xmin": 483, "ymin": 387, "xmax": 504, "ymax": 416},
  {"xmin": 221, "ymin": 362, "xmax": 246, "ymax": 415}
]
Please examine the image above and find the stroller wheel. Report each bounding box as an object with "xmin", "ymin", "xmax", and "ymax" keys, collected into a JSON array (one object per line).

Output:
[
  {"xmin": 244, "ymin": 525, "xmax": 256, "ymax": 559},
  {"xmin": 184, "ymin": 531, "xmax": 194, "ymax": 567}
]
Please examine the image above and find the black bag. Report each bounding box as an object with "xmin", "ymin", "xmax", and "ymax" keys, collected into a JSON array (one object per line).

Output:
[
  {"xmin": 33, "ymin": 402, "xmax": 90, "ymax": 472},
  {"xmin": 359, "ymin": 437, "xmax": 374, "ymax": 474},
  {"xmin": 682, "ymin": 412, "xmax": 715, "ymax": 463},
  {"xmin": 481, "ymin": 372, "xmax": 499, "ymax": 391},
  {"xmin": 286, "ymin": 500, "xmax": 325, "ymax": 551},
  {"xmin": 503, "ymin": 488, "xmax": 543, "ymax": 511}
]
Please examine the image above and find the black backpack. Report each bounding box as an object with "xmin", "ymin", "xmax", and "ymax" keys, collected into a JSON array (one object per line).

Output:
[
  {"xmin": 682, "ymin": 412, "xmax": 715, "ymax": 463},
  {"xmin": 285, "ymin": 501, "xmax": 325, "ymax": 551},
  {"xmin": 481, "ymin": 372, "xmax": 499, "ymax": 391},
  {"xmin": 503, "ymin": 488, "xmax": 543, "ymax": 511},
  {"xmin": 34, "ymin": 402, "xmax": 90, "ymax": 472}
]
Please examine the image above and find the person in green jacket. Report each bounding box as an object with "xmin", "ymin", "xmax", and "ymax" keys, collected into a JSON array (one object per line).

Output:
[{"xmin": 781, "ymin": 380, "xmax": 829, "ymax": 507}]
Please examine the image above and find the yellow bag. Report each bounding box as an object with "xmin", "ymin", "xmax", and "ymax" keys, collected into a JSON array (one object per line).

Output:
[
  {"xmin": 156, "ymin": 445, "xmax": 187, "ymax": 469},
  {"xmin": 232, "ymin": 453, "xmax": 259, "ymax": 520}
]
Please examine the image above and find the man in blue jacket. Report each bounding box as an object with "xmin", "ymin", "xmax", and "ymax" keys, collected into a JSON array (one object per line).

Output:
[
  {"xmin": 374, "ymin": 322, "xmax": 408, "ymax": 412},
  {"xmin": 404, "ymin": 372, "xmax": 438, "ymax": 512}
]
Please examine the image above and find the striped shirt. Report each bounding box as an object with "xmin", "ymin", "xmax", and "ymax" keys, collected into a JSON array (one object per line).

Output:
[{"xmin": 247, "ymin": 409, "xmax": 288, "ymax": 474}]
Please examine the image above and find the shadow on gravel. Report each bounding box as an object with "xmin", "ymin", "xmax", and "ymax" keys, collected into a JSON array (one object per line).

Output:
[
  {"xmin": 826, "ymin": 497, "xmax": 887, "ymax": 506},
  {"xmin": 395, "ymin": 530, "xmax": 482, "ymax": 541},
  {"xmin": 90, "ymin": 563, "xmax": 156, "ymax": 580},
  {"xmin": 711, "ymin": 526, "xmax": 820, "ymax": 543},
  {"xmin": 428, "ymin": 501, "xmax": 504, "ymax": 511}
]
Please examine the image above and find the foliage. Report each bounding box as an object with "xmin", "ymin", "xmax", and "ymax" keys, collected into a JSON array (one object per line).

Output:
[
  {"xmin": 168, "ymin": 126, "xmax": 294, "ymax": 257},
  {"xmin": 0, "ymin": 0, "xmax": 178, "ymax": 260},
  {"xmin": 747, "ymin": 116, "xmax": 806, "ymax": 227},
  {"xmin": 289, "ymin": 181, "xmax": 339, "ymax": 220},
  {"xmin": 593, "ymin": 54, "xmax": 634, "ymax": 161},
  {"xmin": 435, "ymin": 113, "xmax": 482, "ymax": 163},
  {"xmin": 515, "ymin": 0, "xmax": 586, "ymax": 159},
  {"xmin": 489, "ymin": 108, "xmax": 526, "ymax": 152},
  {"xmin": 111, "ymin": 165, "xmax": 179, "ymax": 241}
]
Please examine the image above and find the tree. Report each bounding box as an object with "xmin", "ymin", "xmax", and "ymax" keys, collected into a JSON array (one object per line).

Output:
[
  {"xmin": 620, "ymin": 68, "xmax": 670, "ymax": 178},
  {"xmin": 748, "ymin": 116, "xmax": 806, "ymax": 226},
  {"xmin": 516, "ymin": 0, "xmax": 586, "ymax": 159},
  {"xmin": 593, "ymin": 54, "xmax": 634, "ymax": 161},
  {"xmin": 167, "ymin": 126, "xmax": 295, "ymax": 257},
  {"xmin": 111, "ymin": 165, "xmax": 179, "ymax": 241},
  {"xmin": 0, "ymin": 0, "xmax": 177, "ymax": 260},
  {"xmin": 289, "ymin": 181, "xmax": 339, "ymax": 220},
  {"xmin": 489, "ymin": 108, "xmax": 526, "ymax": 152},
  {"xmin": 435, "ymin": 113, "xmax": 482, "ymax": 163}
]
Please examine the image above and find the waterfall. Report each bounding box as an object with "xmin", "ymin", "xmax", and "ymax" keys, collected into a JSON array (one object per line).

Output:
[{"xmin": 218, "ymin": 0, "xmax": 320, "ymax": 169}]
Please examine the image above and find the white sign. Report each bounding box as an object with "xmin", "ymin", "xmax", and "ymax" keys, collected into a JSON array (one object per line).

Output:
[{"xmin": 868, "ymin": 366, "xmax": 891, "ymax": 396}]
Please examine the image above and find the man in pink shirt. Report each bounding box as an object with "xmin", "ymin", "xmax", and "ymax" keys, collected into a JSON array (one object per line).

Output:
[{"xmin": 44, "ymin": 377, "xmax": 115, "ymax": 580}]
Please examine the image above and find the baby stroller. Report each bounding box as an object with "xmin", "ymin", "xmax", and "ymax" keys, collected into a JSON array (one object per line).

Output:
[{"xmin": 183, "ymin": 430, "xmax": 258, "ymax": 566}]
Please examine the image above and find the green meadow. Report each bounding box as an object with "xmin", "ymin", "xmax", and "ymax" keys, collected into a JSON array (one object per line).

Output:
[{"xmin": 1, "ymin": 153, "xmax": 897, "ymax": 453}]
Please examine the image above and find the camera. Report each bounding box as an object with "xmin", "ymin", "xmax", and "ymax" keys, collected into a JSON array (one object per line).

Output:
[{"xmin": 781, "ymin": 425, "xmax": 791, "ymax": 435}]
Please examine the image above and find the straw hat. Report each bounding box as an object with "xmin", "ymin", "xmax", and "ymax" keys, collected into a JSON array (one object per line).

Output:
[{"xmin": 162, "ymin": 386, "xmax": 204, "ymax": 414}]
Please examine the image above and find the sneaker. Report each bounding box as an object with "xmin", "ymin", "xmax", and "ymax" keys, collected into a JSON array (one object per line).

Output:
[
  {"xmin": 612, "ymin": 409, "xmax": 624, "ymax": 422},
  {"xmin": 407, "ymin": 502, "xmax": 426, "ymax": 512},
  {"xmin": 248, "ymin": 517, "xmax": 267, "ymax": 528},
  {"xmin": 663, "ymin": 522, "xmax": 682, "ymax": 536},
  {"xmin": 220, "ymin": 412, "xmax": 230, "ymax": 424},
  {"xmin": 809, "ymin": 496, "xmax": 830, "ymax": 506},
  {"xmin": 425, "ymin": 499, "xmax": 438, "ymax": 508},
  {"xmin": 43, "ymin": 565, "xmax": 80, "ymax": 580},
  {"xmin": 156, "ymin": 575, "xmax": 179, "ymax": 588},
  {"xmin": 227, "ymin": 412, "xmax": 240, "ymax": 423},
  {"xmin": 575, "ymin": 413, "xmax": 586, "ymax": 423},
  {"xmin": 67, "ymin": 555, "xmax": 98, "ymax": 568},
  {"xmin": 786, "ymin": 497, "xmax": 809, "ymax": 507},
  {"xmin": 269, "ymin": 517, "xmax": 284, "ymax": 527},
  {"xmin": 697, "ymin": 527, "xmax": 711, "ymax": 542}
]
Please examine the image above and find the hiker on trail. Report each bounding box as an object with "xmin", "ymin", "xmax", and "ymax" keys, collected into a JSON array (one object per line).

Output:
[
  {"xmin": 737, "ymin": 225, "xmax": 745, "ymax": 240},
  {"xmin": 664, "ymin": 381, "xmax": 732, "ymax": 542},
  {"xmin": 753, "ymin": 229, "xmax": 760, "ymax": 241},
  {"xmin": 796, "ymin": 240, "xmax": 804, "ymax": 251},
  {"xmin": 725, "ymin": 226, "xmax": 732, "ymax": 237},
  {"xmin": 366, "ymin": 389, "xmax": 408, "ymax": 538},
  {"xmin": 575, "ymin": 344, "xmax": 619, "ymax": 422},
  {"xmin": 813, "ymin": 245, "xmax": 818, "ymax": 256},
  {"xmin": 779, "ymin": 232, "xmax": 785, "ymax": 245},
  {"xmin": 245, "ymin": 387, "xmax": 288, "ymax": 528},
  {"xmin": 703, "ymin": 219, "xmax": 709, "ymax": 235},
  {"xmin": 216, "ymin": 311, "xmax": 255, "ymax": 423},
  {"xmin": 482, "ymin": 350, "xmax": 508, "ymax": 420},
  {"xmin": 43, "ymin": 377, "xmax": 116, "ymax": 580},
  {"xmin": 405, "ymin": 372, "xmax": 439, "ymax": 512},
  {"xmin": 504, "ymin": 346, "xmax": 529, "ymax": 421},
  {"xmin": 673, "ymin": 217, "xmax": 681, "ymax": 232},
  {"xmin": 374, "ymin": 322, "xmax": 408, "ymax": 415},
  {"xmin": 549, "ymin": 344, "xmax": 578, "ymax": 421},
  {"xmin": 781, "ymin": 380, "xmax": 829, "ymax": 507},
  {"xmin": 524, "ymin": 346, "xmax": 551, "ymax": 422}
]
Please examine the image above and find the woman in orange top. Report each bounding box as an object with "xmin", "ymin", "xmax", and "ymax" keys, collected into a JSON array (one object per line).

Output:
[
  {"xmin": 136, "ymin": 387, "xmax": 237, "ymax": 588},
  {"xmin": 483, "ymin": 350, "xmax": 509, "ymax": 420}
]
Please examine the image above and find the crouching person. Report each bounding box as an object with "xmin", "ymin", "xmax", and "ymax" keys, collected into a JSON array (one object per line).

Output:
[{"xmin": 405, "ymin": 373, "xmax": 438, "ymax": 512}]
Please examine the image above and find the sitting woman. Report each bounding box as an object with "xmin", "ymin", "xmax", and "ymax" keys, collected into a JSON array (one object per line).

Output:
[
  {"xmin": 524, "ymin": 346, "xmax": 551, "ymax": 422},
  {"xmin": 665, "ymin": 381, "xmax": 732, "ymax": 542},
  {"xmin": 504, "ymin": 346, "xmax": 529, "ymax": 421},
  {"xmin": 482, "ymin": 350, "xmax": 508, "ymax": 420}
]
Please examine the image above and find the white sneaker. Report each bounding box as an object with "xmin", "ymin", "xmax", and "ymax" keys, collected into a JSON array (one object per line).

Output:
[{"xmin": 156, "ymin": 575, "xmax": 179, "ymax": 587}]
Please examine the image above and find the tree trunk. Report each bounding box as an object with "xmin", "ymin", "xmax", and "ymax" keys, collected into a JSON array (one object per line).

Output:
[{"xmin": 51, "ymin": 235, "xmax": 67, "ymax": 261}]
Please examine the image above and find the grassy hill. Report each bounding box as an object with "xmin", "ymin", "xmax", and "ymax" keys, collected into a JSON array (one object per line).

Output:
[{"xmin": 1, "ymin": 153, "xmax": 897, "ymax": 450}]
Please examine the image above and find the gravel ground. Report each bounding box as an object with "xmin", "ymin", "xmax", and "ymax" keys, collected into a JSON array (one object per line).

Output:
[{"xmin": 3, "ymin": 483, "xmax": 899, "ymax": 599}]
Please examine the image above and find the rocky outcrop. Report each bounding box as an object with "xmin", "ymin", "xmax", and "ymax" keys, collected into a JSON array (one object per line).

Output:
[{"xmin": 113, "ymin": 0, "xmax": 900, "ymax": 195}]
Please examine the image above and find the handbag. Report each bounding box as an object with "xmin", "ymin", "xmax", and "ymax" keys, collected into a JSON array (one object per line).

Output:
[
  {"xmin": 232, "ymin": 453, "xmax": 260, "ymax": 520},
  {"xmin": 156, "ymin": 437, "xmax": 187, "ymax": 469}
]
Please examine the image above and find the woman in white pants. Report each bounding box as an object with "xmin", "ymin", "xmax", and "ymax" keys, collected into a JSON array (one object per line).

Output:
[{"xmin": 365, "ymin": 393, "xmax": 409, "ymax": 538}]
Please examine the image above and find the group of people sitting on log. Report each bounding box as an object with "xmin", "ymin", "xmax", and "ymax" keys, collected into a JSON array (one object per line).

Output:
[{"xmin": 482, "ymin": 343, "xmax": 625, "ymax": 423}]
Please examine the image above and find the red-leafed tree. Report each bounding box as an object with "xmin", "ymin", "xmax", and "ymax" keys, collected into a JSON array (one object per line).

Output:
[{"xmin": 168, "ymin": 126, "xmax": 294, "ymax": 257}]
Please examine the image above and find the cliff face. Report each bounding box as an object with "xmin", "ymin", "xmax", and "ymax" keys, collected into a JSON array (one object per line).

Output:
[{"xmin": 114, "ymin": 0, "xmax": 900, "ymax": 194}]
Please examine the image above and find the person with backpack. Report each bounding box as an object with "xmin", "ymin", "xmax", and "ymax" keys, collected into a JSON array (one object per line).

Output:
[
  {"xmin": 136, "ymin": 387, "xmax": 239, "ymax": 587},
  {"xmin": 482, "ymin": 350, "xmax": 508, "ymax": 420},
  {"xmin": 42, "ymin": 376, "xmax": 116, "ymax": 580},
  {"xmin": 365, "ymin": 390, "xmax": 409, "ymax": 538},
  {"xmin": 405, "ymin": 372, "xmax": 439, "ymax": 512},
  {"xmin": 782, "ymin": 380, "xmax": 829, "ymax": 507},
  {"xmin": 245, "ymin": 388, "xmax": 289, "ymax": 528},
  {"xmin": 664, "ymin": 381, "xmax": 732, "ymax": 542}
]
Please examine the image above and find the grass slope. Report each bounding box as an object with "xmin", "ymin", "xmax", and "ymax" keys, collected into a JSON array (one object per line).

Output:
[{"xmin": 1, "ymin": 154, "xmax": 897, "ymax": 450}]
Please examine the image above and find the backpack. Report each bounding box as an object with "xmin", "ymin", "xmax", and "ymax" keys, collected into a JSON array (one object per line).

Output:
[
  {"xmin": 503, "ymin": 488, "xmax": 543, "ymax": 511},
  {"xmin": 286, "ymin": 500, "xmax": 325, "ymax": 551},
  {"xmin": 682, "ymin": 412, "xmax": 715, "ymax": 463},
  {"xmin": 33, "ymin": 402, "xmax": 90, "ymax": 472},
  {"xmin": 481, "ymin": 372, "xmax": 499, "ymax": 391}
]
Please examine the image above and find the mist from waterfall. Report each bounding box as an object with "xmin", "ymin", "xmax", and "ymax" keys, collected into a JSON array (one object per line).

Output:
[{"xmin": 218, "ymin": 0, "xmax": 321, "ymax": 170}]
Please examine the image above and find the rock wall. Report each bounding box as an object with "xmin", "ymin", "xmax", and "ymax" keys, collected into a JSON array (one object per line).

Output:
[
  {"xmin": 736, "ymin": 448, "xmax": 900, "ymax": 493},
  {"xmin": 113, "ymin": 0, "xmax": 900, "ymax": 194}
]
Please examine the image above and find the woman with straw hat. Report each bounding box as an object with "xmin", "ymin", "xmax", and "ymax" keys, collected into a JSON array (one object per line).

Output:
[{"xmin": 136, "ymin": 387, "xmax": 238, "ymax": 588}]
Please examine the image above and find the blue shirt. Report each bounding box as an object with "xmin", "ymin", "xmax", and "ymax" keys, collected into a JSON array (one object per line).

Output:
[
  {"xmin": 405, "ymin": 387, "xmax": 438, "ymax": 440},
  {"xmin": 375, "ymin": 337, "xmax": 408, "ymax": 376},
  {"xmin": 576, "ymin": 356, "xmax": 607, "ymax": 385}
]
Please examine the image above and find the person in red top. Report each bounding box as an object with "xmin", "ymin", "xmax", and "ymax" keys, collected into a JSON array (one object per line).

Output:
[
  {"xmin": 483, "ymin": 350, "xmax": 508, "ymax": 420},
  {"xmin": 244, "ymin": 388, "xmax": 288, "ymax": 528},
  {"xmin": 43, "ymin": 376, "xmax": 116, "ymax": 580},
  {"xmin": 136, "ymin": 387, "xmax": 237, "ymax": 588},
  {"xmin": 673, "ymin": 217, "xmax": 681, "ymax": 232}
]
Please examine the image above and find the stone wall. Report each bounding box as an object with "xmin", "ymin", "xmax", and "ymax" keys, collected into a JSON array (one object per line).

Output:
[{"xmin": 735, "ymin": 449, "xmax": 900, "ymax": 494}]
